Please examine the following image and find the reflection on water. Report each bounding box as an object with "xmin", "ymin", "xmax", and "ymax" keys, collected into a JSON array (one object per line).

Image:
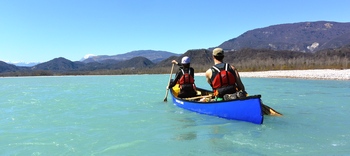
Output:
[
  {"xmin": 171, "ymin": 116, "xmax": 230, "ymax": 141},
  {"xmin": 174, "ymin": 132, "xmax": 197, "ymax": 141},
  {"xmin": 173, "ymin": 117, "xmax": 197, "ymax": 141}
]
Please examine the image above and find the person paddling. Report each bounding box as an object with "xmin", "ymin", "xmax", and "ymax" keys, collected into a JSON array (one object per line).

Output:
[
  {"xmin": 168, "ymin": 56, "xmax": 197, "ymax": 98},
  {"xmin": 205, "ymin": 48, "xmax": 246, "ymax": 101}
]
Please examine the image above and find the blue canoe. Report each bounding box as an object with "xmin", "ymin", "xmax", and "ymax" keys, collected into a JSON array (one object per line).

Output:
[{"xmin": 170, "ymin": 87, "xmax": 265, "ymax": 124}]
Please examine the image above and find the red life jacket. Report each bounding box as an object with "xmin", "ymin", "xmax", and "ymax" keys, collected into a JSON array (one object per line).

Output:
[
  {"xmin": 178, "ymin": 69, "xmax": 195, "ymax": 91},
  {"xmin": 210, "ymin": 63, "xmax": 236, "ymax": 89}
]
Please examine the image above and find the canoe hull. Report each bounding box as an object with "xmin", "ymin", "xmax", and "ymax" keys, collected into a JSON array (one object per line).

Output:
[{"xmin": 171, "ymin": 91, "xmax": 264, "ymax": 124}]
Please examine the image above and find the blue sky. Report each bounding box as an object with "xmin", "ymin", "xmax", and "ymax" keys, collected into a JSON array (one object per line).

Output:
[{"xmin": 1, "ymin": 0, "xmax": 349, "ymax": 63}]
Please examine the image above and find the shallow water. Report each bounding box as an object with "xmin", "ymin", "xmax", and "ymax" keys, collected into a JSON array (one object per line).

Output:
[{"xmin": 1, "ymin": 75, "xmax": 349, "ymax": 155}]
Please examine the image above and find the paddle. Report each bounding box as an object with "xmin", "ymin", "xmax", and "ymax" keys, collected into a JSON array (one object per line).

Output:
[
  {"xmin": 261, "ymin": 103, "xmax": 283, "ymax": 116},
  {"xmin": 184, "ymin": 94, "xmax": 213, "ymax": 100},
  {"xmin": 163, "ymin": 63, "xmax": 175, "ymax": 102}
]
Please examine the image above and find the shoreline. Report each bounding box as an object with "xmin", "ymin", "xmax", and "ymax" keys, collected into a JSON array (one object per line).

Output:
[{"xmin": 195, "ymin": 69, "xmax": 350, "ymax": 80}]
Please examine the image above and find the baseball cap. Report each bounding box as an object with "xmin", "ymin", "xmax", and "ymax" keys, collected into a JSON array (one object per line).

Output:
[
  {"xmin": 213, "ymin": 48, "xmax": 224, "ymax": 56},
  {"xmin": 181, "ymin": 56, "xmax": 190, "ymax": 64}
]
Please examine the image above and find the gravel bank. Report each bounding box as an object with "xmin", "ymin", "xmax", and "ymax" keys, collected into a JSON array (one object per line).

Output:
[{"xmin": 195, "ymin": 69, "xmax": 350, "ymax": 80}]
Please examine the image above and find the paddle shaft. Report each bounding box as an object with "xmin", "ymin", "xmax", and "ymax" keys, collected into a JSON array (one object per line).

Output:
[
  {"xmin": 185, "ymin": 94, "xmax": 213, "ymax": 100},
  {"xmin": 163, "ymin": 63, "xmax": 175, "ymax": 102}
]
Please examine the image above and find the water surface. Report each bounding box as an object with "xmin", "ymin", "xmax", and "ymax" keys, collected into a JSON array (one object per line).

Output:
[{"xmin": 1, "ymin": 75, "xmax": 349, "ymax": 155}]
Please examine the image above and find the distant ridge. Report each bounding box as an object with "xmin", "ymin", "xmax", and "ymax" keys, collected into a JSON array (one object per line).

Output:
[
  {"xmin": 33, "ymin": 57, "xmax": 84, "ymax": 71},
  {"xmin": 28, "ymin": 56, "xmax": 155, "ymax": 73},
  {"xmin": 218, "ymin": 21, "xmax": 350, "ymax": 52},
  {"xmin": 0, "ymin": 61, "xmax": 19, "ymax": 73},
  {"xmin": 82, "ymin": 50, "xmax": 180, "ymax": 63}
]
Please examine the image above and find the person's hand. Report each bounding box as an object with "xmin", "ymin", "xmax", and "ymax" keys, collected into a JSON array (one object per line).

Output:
[
  {"xmin": 242, "ymin": 90, "xmax": 248, "ymax": 96},
  {"xmin": 171, "ymin": 60, "xmax": 178, "ymax": 64},
  {"xmin": 237, "ymin": 90, "xmax": 248, "ymax": 98}
]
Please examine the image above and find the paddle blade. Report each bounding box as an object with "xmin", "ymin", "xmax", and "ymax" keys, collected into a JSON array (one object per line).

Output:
[
  {"xmin": 262, "ymin": 104, "xmax": 283, "ymax": 116},
  {"xmin": 163, "ymin": 88, "xmax": 169, "ymax": 102}
]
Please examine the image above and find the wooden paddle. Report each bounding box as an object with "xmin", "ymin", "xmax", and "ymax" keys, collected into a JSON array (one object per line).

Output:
[
  {"xmin": 184, "ymin": 94, "xmax": 213, "ymax": 100},
  {"xmin": 163, "ymin": 63, "xmax": 175, "ymax": 102},
  {"xmin": 261, "ymin": 103, "xmax": 283, "ymax": 116}
]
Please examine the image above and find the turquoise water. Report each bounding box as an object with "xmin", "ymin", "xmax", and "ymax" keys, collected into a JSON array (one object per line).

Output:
[{"xmin": 1, "ymin": 75, "xmax": 350, "ymax": 155}]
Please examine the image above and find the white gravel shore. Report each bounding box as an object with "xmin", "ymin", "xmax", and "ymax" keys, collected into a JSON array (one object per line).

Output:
[{"xmin": 195, "ymin": 69, "xmax": 350, "ymax": 80}]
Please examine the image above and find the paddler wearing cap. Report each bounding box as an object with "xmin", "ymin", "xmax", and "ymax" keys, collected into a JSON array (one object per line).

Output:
[
  {"xmin": 168, "ymin": 56, "xmax": 197, "ymax": 98},
  {"xmin": 205, "ymin": 48, "xmax": 246, "ymax": 101}
]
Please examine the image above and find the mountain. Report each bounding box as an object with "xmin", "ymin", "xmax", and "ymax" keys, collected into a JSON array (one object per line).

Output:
[
  {"xmin": 1, "ymin": 21, "xmax": 349, "ymax": 76},
  {"xmin": 32, "ymin": 57, "xmax": 85, "ymax": 71},
  {"xmin": 218, "ymin": 21, "xmax": 350, "ymax": 53},
  {"xmin": 0, "ymin": 61, "xmax": 20, "ymax": 73},
  {"xmin": 88, "ymin": 56, "xmax": 155, "ymax": 70},
  {"xmin": 82, "ymin": 50, "xmax": 180, "ymax": 63},
  {"xmin": 120, "ymin": 56, "xmax": 155, "ymax": 68},
  {"xmin": 28, "ymin": 56, "xmax": 155, "ymax": 73}
]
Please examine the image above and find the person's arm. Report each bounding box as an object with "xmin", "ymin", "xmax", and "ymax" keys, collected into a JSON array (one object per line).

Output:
[
  {"xmin": 231, "ymin": 65, "xmax": 245, "ymax": 91},
  {"xmin": 235, "ymin": 70, "xmax": 245, "ymax": 91},
  {"xmin": 190, "ymin": 68, "xmax": 195, "ymax": 78},
  {"xmin": 172, "ymin": 60, "xmax": 182, "ymax": 66},
  {"xmin": 205, "ymin": 69, "xmax": 212, "ymax": 86},
  {"xmin": 168, "ymin": 70, "xmax": 181, "ymax": 88}
]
